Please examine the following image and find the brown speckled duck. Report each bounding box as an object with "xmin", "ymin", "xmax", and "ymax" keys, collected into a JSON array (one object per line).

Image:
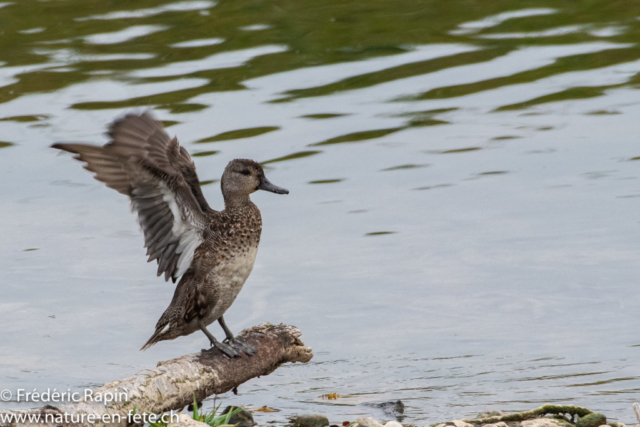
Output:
[{"xmin": 52, "ymin": 112, "xmax": 288, "ymax": 357}]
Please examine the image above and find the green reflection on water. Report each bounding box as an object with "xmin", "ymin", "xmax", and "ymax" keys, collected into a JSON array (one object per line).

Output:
[
  {"xmin": 393, "ymin": 109, "xmax": 454, "ymax": 127},
  {"xmin": 382, "ymin": 164, "xmax": 429, "ymax": 171},
  {"xmin": 262, "ymin": 150, "xmax": 321, "ymax": 164},
  {"xmin": 308, "ymin": 179, "xmax": 344, "ymax": 184},
  {"xmin": 3, "ymin": 0, "xmax": 640, "ymax": 424},
  {"xmin": 196, "ymin": 127, "xmax": 280, "ymax": 143},
  {"xmin": 365, "ymin": 231, "xmax": 397, "ymax": 236},
  {"xmin": 0, "ymin": 0, "xmax": 639, "ymax": 114},
  {"xmin": 192, "ymin": 150, "xmax": 220, "ymax": 157},
  {"xmin": 277, "ymin": 48, "xmax": 512, "ymax": 102},
  {"xmin": 437, "ymin": 147, "xmax": 482, "ymax": 154},
  {"xmin": 299, "ymin": 114, "xmax": 348, "ymax": 120},
  {"xmin": 495, "ymin": 86, "xmax": 605, "ymax": 111},
  {"xmin": 312, "ymin": 128, "xmax": 403, "ymax": 146},
  {"xmin": 478, "ymin": 171, "xmax": 509, "ymax": 175},
  {"xmin": 492, "ymin": 136, "xmax": 522, "ymax": 140},
  {"xmin": 0, "ymin": 115, "xmax": 48, "ymax": 122},
  {"xmin": 159, "ymin": 103, "xmax": 209, "ymax": 114}
]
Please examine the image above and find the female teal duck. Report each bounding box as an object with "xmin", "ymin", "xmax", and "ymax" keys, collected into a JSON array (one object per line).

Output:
[{"xmin": 53, "ymin": 112, "xmax": 289, "ymax": 357}]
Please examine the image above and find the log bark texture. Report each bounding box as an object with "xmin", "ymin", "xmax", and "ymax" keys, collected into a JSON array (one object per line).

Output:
[{"xmin": 0, "ymin": 323, "xmax": 312, "ymax": 427}]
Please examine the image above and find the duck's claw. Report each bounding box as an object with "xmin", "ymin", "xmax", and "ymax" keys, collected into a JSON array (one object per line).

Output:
[
  {"xmin": 218, "ymin": 316, "xmax": 255, "ymax": 356},
  {"xmin": 226, "ymin": 338, "xmax": 256, "ymax": 356},
  {"xmin": 199, "ymin": 321, "xmax": 240, "ymax": 358},
  {"xmin": 212, "ymin": 339, "xmax": 240, "ymax": 358}
]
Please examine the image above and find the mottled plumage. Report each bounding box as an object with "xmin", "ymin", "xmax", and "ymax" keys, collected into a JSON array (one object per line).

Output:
[{"xmin": 52, "ymin": 112, "xmax": 288, "ymax": 357}]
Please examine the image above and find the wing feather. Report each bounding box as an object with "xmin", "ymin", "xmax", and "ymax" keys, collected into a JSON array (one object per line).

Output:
[{"xmin": 52, "ymin": 111, "xmax": 211, "ymax": 282}]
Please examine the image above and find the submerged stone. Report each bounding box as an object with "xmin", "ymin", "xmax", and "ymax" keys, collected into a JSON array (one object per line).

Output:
[
  {"xmin": 363, "ymin": 401, "xmax": 405, "ymax": 418},
  {"xmin": 221, "ymin": 406, "xmax": 255, "ymax": 427},
  {"xmin": 292, "ymin": 414, "xmax": 330, "ymax": 427}
]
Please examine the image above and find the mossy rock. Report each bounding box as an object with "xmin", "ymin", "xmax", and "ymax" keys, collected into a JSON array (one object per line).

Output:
[
  {"xmin": 461, "ymin": 404, "xmax": 592, "ymax": 425},
  {"xmin": 292, "ymin": 414, "xmax": 330, "ymax": 427},
  {"xmin": 576, "ymin": 413, "xmax": 606, "ymax": 427},
  {"xmin": 477, "ymin": 412, "xmax": 506, "ymax": 419}
]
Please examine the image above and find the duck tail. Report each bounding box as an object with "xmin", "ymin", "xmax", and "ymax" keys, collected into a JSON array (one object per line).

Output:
[{"xmin": 140, "ymin": 322, "xmax": 171, "ymax": 351}]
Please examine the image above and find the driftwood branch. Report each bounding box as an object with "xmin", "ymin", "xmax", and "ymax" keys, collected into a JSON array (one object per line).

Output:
[{"xmin": 0, "ymin": 323, "xmax": 312, "ymax": 427}]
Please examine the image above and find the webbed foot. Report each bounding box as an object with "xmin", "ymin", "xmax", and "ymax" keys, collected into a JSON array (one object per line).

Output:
[
  {"xmin": 225, "ymin": 338, "xmax": 256, "ymax": 356},
  {"xmin": 211, "ymin": 339, "xmax": 240, "ymax": 358},
  {"xmin": 218, "ymin": 315, "xmax": 255, "ymax": 356},
  {"xmin": 199, "ymin": 320, "xmax": 239, "ymax": 358}
]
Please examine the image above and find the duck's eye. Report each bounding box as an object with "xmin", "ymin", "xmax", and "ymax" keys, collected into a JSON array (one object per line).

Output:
[{"xmin": 241, "ymin": 169, "xmax": 250, "ymax": 176}]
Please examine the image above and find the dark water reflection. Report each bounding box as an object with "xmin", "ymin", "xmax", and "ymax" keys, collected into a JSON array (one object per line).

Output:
[{"xmin": 2, "ymin": 0, "xmax": 640, "ymax": 424}]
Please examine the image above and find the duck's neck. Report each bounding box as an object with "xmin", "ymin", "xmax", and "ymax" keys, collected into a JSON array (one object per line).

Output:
[{"xmin": 224, "ymin": 193, "xmax": 252, "ymax": 210}]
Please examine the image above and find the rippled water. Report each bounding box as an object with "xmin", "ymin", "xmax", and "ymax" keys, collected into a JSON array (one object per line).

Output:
[{"xmin": 3, "ymin": 0, "xmax": 640, "ymax": 424}]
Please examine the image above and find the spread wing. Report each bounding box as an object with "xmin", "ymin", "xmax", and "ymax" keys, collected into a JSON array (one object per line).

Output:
[{"xmin": 53, "ymin": 112, "xmax": 211, "ymax": 282}]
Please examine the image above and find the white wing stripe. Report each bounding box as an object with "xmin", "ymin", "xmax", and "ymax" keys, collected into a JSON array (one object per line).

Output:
[
  {"xmin": 175, "ymin": 236, "xmax": 200, "ymax": 277},
  {"xmin": 159, "ymin": 182, "xmax": 203, "ymax": 278}
]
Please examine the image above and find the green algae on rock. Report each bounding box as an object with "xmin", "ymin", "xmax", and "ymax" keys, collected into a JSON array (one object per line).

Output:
[
  {"xmin": 430, "ymin": 404, "xmax": 595, "ymax": 427},
  {"xmin": 575, "ymin": 413, "xmax": 606, "ymax": 427},
  {"xmin": 291, "ymin": 414, "xmax": 329, "ymax": 427}
]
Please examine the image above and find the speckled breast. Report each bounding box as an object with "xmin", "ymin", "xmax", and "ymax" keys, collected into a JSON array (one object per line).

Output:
[
  {"xmin": 218, "ymin": 244, "xmax": 259, "ymax": 289},
  {"xmin": 204, "ymin": 242, "xmax": 260, "ymax": 322}
]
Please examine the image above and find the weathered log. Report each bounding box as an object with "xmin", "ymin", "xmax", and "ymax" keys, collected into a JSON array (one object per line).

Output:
[{"xmin": 0, "ymin": 323, "xmax": 312, "ymax": 427}]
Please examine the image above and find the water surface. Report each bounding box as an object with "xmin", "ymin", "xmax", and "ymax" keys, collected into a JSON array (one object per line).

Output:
[{"xmin": 2, "ymin": 0, "xmax": 640, "ymax": 424}]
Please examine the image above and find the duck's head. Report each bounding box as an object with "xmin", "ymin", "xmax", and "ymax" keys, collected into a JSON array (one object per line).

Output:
[{"xmin": 221, "ymin": 159, "xmax": 289, "ymax": 201}]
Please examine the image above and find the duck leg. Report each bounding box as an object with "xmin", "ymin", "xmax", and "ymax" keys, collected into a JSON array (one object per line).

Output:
[
  {"xmin": 218, "ymin": 316, "xmax": 256, "ymax": 356},
  {"xmin": 198, "ymin": 320, "xmax": 239, "ymax": 358}
]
